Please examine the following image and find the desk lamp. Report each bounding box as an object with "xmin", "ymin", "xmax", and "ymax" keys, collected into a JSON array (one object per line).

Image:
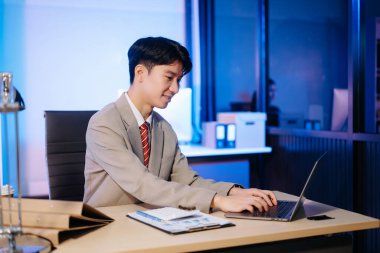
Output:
[{"xmin": 0, "ymin": 72, "xmax": 50, "ymax": 252}]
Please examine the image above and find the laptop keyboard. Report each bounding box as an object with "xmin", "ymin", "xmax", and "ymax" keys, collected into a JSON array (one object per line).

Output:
[{"xmin": 252, "ymin": 200, "xmax": 296, "ymax": 218}]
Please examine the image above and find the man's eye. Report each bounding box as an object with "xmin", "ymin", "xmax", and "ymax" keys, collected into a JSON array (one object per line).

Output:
[{"xmin": 166, "ymin": 76, "xmax": 173, "ymax": 81}]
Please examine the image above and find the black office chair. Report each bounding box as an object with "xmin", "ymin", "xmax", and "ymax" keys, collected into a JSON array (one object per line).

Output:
[{"xmin": 44, "ymin": 110, "xmax": 97, "ymax": 201}]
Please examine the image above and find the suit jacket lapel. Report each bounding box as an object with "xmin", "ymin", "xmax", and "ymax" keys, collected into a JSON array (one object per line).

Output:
[
  {"xmin": 149, "ymin": 112, "xmax": 163, "ymax": 176},
  {"xmin": 115, "ymin": 95, "xmax": 145, "ymax": 164}
]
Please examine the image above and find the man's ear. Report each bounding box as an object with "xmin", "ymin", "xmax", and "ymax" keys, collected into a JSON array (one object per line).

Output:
[{"xmin": 134, "ymin": 64, "xmax": 146, "ymax": 83}]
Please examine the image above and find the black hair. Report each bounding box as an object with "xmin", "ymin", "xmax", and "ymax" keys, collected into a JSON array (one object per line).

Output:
[{"xmin": 127, "ymin": 36, "xmax": 192, "ymax": 84}]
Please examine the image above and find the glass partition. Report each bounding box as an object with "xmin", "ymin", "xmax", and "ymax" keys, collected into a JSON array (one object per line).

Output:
[
  {"xmin": 214, "ymin": 0, "xmax": 259, "ymax": 113},
  {"xmin": 268, "ymin": 0, "xmax": 348, "ymax": 131}
]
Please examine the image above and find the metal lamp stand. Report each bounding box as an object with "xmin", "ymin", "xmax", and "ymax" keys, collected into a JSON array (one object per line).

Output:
[{"xmin": 0, "ymin": 72, "xmax": 51, "ymax": 253}]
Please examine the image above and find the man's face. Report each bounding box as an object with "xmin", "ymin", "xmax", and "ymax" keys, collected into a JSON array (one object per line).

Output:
[{"xmin": 140, "ymin": 61, "xmax": 183, "ymax": 109}]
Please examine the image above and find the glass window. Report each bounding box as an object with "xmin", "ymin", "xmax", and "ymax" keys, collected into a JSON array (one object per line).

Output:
[
  {"xmin": 269, "ymin": 0, "xmax": 348, "ymax": 131},
  {"xmin": 214, "ymin": 0, "xmax": 259, "ymax": 113}
]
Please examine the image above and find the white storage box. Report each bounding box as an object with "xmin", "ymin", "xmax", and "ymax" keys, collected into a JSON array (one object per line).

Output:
[
  {"xmin": 217, "ymin": 112, "xmax": 266, "ymax": 148},
  {"xmin": 202, "ymin": 122, "xmax": 226, "ymax": 149}
]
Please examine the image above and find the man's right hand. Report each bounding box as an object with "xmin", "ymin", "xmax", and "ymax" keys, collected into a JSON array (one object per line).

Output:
[{"xmin": 211, "ymin": 192, "xmax": 276, "ymax": 213}]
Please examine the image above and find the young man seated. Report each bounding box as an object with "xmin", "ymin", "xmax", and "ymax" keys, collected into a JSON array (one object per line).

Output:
[{"xmin": 83, "ymin": 36, "xmax": 277, "ymax": 213}]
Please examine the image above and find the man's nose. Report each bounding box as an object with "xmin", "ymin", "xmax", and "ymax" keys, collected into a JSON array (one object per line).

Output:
[{"xmin": 169, "ymin": 81, "xmax": 179, "ymax": 94}]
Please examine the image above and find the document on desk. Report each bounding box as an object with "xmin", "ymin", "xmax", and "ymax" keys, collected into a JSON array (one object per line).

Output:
[{"xmin": 127, "ymin": 207, "xmax": 235, "ymax": 234}]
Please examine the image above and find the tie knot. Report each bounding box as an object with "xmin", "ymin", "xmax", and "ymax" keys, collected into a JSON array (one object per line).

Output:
[{"xmin": 140, "ymin": 122, "xmax": 149, "ymax": 131}]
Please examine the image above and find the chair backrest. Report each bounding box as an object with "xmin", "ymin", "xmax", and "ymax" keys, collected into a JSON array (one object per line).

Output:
[{"xmin": 44, "ymin": 110, "xmax": 97, "ymax": 201}]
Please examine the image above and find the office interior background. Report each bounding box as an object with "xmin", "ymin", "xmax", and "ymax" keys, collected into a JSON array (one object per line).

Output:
[{"xmin": 0, "ymin": 0, "xmax": 379, "ymax": 252}]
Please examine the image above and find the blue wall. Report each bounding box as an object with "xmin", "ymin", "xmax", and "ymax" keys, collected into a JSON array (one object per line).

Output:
[
  {"xmin": 0, "ymin": 0, "xmax": 26, "ymax": 194},
  {"xmin": 0, "ymin": 0, "xmax": 186, "ymax": 195},
  {"xmin": 192, "ymin": 160, "xmax": 250, "ymax": 188}
]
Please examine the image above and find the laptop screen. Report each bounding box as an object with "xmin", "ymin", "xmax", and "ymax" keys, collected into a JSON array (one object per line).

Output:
[{"xmin": 288, "ymin": 151, "xmax": 328, "ymax": 220}]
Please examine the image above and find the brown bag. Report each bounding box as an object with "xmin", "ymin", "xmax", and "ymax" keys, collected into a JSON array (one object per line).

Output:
[{"xmin": 2, "ymin": 198, "xmax": 113, "ymax": 247}]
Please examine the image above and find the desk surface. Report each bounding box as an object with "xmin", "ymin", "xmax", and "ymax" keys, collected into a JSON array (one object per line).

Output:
[
  {"xmin": 179, "ymin": 144, "xmax": 272, "ymax": 158},
  {"xmin": 53, "ymin": 192, "xmax": 379, "ymax": 253}
]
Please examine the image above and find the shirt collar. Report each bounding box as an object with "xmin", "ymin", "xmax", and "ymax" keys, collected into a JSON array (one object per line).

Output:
[{"xmin": 125, "ymin": 92, "xmax": 152, "ymax": 127}]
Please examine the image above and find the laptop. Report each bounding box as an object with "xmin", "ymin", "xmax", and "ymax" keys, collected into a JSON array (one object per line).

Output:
[{"xmin": 225, "ymin": 151, "xmax": 327, "ymax": 222}]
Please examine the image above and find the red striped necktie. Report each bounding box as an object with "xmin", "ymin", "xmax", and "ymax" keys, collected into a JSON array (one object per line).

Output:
[{"xmin": 139, "ymin": 122, "xmax": 150, "ymax": 167}]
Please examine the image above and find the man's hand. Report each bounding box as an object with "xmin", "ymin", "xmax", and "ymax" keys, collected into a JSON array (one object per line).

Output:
[
  {"xmin": 211, "ymin": 188, "xmax": 277, "ymax": 213},
  {"xmin": 229, "ymin": 187, "xmax": 277, "ymax": 206}
]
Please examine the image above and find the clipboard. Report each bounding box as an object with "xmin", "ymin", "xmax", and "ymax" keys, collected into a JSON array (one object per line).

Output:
[{"xmin": 127, "ymin": 208, "xmax": 234, "ymax": 235}]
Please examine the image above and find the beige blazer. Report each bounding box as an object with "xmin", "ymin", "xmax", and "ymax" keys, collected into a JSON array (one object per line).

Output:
[{"xmin": 83, "ymin": 95, "xmax": 234, "ymax": 213}]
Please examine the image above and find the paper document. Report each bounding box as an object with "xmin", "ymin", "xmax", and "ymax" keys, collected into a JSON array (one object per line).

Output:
[
  {"xmin": 143, "ymin": 207, "xmax": 200, "ymax": 221},
  {"xmin": 127, "ymin": 207, "xmax": 234, "ymax": 234}
]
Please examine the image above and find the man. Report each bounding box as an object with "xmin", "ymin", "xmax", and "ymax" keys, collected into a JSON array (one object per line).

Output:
[
  {"xmin": 84, "ymin": 36, "xmax": 277, "ymax": 213},
  {"xmin": 251, "ymin": 78, "xmax": 280, "ymax": 126}
]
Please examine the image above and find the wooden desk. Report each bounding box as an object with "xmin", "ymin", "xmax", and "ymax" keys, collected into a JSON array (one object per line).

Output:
[{"xmin": 53, "ymin": 192, "xmax": 379, "ymax": 253}]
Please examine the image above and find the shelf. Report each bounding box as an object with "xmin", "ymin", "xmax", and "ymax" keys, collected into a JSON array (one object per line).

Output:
[{"xmin": 179, "ymin": 144, "xmax": 272, "ymax": 158}]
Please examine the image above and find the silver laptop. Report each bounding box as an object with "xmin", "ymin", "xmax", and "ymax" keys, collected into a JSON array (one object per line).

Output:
[{"xmin": 225, "ymin": 152, "xmax": 327, "ymax": 222}]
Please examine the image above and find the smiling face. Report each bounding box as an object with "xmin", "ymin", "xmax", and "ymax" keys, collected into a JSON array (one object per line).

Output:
[
  {"xmin": 129, "ymin": 60, "xmax": 184, "ymax": 118},
  {"xmin": 141, "ymin": 60, "xmax": 183, "ymax": 109}
]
